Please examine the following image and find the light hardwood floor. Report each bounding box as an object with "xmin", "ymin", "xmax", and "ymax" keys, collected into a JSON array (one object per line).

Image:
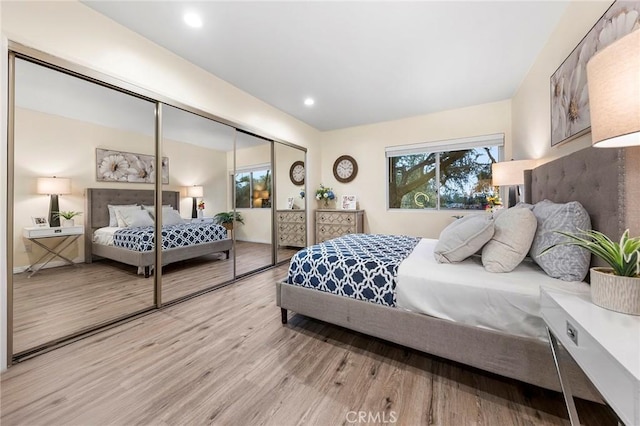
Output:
[
  {"xmin": 13, "ymin": 241, "xmax": 297, "ymax": 354},
  {"xmin": 2, "ymin": 264, "xmax": 615, "ymax": 425}
]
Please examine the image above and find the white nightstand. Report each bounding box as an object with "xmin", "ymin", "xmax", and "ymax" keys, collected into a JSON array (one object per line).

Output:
[
  {"xmin": 540, "ymin": 288, "xmax": 640, "ymax": 426},
  {"xmin": 23, "ymin": 226, "xmax": 84, "ymax": 277},
  {"xmin": 190, "ymin": 217, "xmax": 214, "ymax": 224}
]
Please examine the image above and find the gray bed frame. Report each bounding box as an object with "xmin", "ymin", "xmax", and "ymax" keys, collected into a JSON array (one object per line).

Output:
[
  {"xmin": 84, "ymin": 188, "xmax": 232, "ymax": 277},
  {"xmin": 277, "ymin": 146, "xmax": 640, "ymax": 402}
]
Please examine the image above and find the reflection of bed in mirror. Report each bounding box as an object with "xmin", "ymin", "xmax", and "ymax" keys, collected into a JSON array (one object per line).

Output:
[{"xmin": 84, "ymin": 188, "xmax": 232, "ymax": 277}]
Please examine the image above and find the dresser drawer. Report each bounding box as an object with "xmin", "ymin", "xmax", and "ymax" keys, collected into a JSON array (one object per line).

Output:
[{"xmin": 277, "ymin": 211, "xmax": 305, "ymax": 223}]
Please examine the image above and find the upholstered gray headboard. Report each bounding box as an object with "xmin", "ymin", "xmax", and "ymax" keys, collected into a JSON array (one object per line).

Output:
[
  {"xmin": 85, "ymin": 188, "xmax": 180, "ymax": 229},
  {"xmin": 524, "ymin": 146, "xmax": 639, "ymax": 241}
]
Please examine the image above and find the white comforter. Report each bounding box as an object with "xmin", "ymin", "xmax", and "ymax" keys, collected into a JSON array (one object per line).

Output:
[{"xmin": 396, "ymin": 238, "xmax": 590, "ymax": 341}]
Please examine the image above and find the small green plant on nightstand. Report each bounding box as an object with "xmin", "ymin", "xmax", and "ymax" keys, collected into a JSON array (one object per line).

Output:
[{"xmin": 53, "ymin": 211, "xmax": 83, "ymax": 220}]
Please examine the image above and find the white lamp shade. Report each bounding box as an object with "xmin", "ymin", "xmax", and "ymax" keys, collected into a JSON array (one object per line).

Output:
[
  {"xmin": 587, "ymin": 30, "xmax": 640, "ymax": 148},
  {"xmin": 186, "ymin": 185, "xmax": 203, "ymax": 198},
  {"xmin": 492, "ymin": 159, "xmax": 537, "ymax": 186},
  {"xmin": 37, "ymin": 177, "xmax": 71, "ymax": 195}
]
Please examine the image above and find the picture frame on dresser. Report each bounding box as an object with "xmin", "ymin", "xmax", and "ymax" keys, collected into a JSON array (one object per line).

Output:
[{"xmin": 341, "ymin": 195, "xmax": 357, "ymax": 210}]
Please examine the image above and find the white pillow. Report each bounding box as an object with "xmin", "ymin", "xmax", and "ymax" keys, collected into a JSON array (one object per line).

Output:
[
  {"xmin": 109, "ymin": 205, "xmax": 140, "ymax": 227},
  {"xmin": 162, "ymin": 209, "xmax": 185, "ymax": 226},
  {"xmin": 482, "ymin": 207, "xmax": 537, "ymax": 273},
  {"xmin": 434, "ymin": 214, "xmax": 495, "ymax": 263},
  {"xmin": 142, "ymin": 204, "xmax": 173, "ymax": 218},
  {"xmin": 116, "ymin": 208, "xmax": 154, "ymax": 228}
]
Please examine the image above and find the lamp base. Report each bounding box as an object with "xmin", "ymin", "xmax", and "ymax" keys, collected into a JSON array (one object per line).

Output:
[
  {"xmin": 192, "ymin": 197, "xmax": 198, "ymax": 219},
  {"xmin": 49, "ymin": 194, "xmax": 60, "ymax": 227}
]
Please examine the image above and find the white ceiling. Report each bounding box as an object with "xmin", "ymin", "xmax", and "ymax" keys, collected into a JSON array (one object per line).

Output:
[{"xmin": 82, "ymin": 1, "xmax": 569, "ymax": 131}]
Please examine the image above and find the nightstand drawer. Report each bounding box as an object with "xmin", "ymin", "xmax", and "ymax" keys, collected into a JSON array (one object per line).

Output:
[{"xmin": 541, "ymin": 290, "xmax": 639, "ymax": 426}]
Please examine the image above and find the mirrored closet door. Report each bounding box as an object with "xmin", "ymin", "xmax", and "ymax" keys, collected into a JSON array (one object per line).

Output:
[
  {"xmin": 160, "ymin": 105, "xmax": 236, "ymax": 303},
  {"xmin": 233, "ymin": 131, "xmax": 274, "ymax": 276},
  {"xmin": 274, "ymin": 142, "xmax": 306, "ymax": 263},
  {"xmin": 12, "ymin": 58, "xmax": 157, "ymax": 354}
]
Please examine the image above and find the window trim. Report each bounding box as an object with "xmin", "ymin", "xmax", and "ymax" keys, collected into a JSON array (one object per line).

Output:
[{"xmin": 386, "ymin": 133, "xmax": 504, "ymax": 211}]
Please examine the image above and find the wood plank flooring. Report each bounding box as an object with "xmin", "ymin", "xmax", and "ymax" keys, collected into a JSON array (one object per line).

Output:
[
  {"xmin": 2, "ymin": 265, "xmax": 615, "ymax": 425},
  {"xmin": 12, "ymin": 242, "xmax": 297, "ymax": 354}
]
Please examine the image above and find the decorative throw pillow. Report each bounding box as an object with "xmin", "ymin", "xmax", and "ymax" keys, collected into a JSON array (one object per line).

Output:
[
  {"xmin": 109, "ymin": 204, "xmax": 140, "ymax": 227},
  {"xmin": 434, "ymin": 214, "xmax": 495, "ymax": 263},
  {"xmin": 142, "ymin": 204, "xmax": 173, "ymax": 218},
  {"xmin": 530, "ymin": 200, "xmax": 591, "ymax": 281},
  {"xmin": 117, "ymin": 208, "xmax": 154, "ymax": 228},
  {"xmin": 162, "ymin": 209, "xmax": 185, "ymax": 226},
  {"xmin": 482, "ymin": 207, "xmax": 537, "ymax": 273}
]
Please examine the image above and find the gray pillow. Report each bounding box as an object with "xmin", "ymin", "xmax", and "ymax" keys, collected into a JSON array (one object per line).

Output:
[
  {"xmin": 482, "ymin": 207, "xmax": 537, "ymax": 273},
  {"xmin": 434, "ymin": 214, "xmax": 495, "ymax": 263},
  {"xmin": 117, "ymin": 208, "xmax": 154, "ymax": 228},
  {"xmin": 530, "ymin": 200, "xmax": 591, "ymax": 281},
  {"xmin": 108, "ymin": 204, "xmax": 139, "ymax": 227}
]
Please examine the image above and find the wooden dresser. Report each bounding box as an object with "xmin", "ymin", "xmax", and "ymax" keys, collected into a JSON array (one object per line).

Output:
[
  {"xmin": 315, "ymin": 209, "xmax": 364, "ymax": 243},
  {"xmin": 276, "ymin": 210, "xmax": 306, "ymax": 248}
]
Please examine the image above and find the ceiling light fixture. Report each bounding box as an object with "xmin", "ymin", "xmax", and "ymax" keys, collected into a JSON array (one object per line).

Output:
[
  {"xmin": 183, "ymin": 12, "xmax": 203, "ymax": 28},
  {"xmin": 304, "ymin": 98, "xmax": 315, "ymax": 107}
]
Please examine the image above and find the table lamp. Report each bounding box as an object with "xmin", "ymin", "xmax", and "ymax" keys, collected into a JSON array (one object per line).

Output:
[
  {"xmin": 37, "ymin": 176, "xmax": 71, "ymax": 227},
  {"xmin": 186, "ymin": 185, "xmax": 203, "ymax": 218},
  {"xmin": 492, "ymin": 159, "xmax": 536, "ymax": 207}
]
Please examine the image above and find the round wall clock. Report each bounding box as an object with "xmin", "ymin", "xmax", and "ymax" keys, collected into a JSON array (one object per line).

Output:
[
  {"xmin": 333, "ymin": 155, "xmax": 358, "ymax": 183},
  {"xmin": 289, "ymin": 160, "xmax": 305, "ymax": 185}
]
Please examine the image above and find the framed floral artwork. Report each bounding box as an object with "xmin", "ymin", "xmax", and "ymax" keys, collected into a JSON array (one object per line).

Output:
[
  {"xmin": 550, "ymin": 0, "xmax": 640, "ymax": 147},
  {"xmin": 96, "ymin": 149, "xmax": 169, "ymax": 184},
  {"xmin": 341, "ymin": 195, "xmax": 357, "ymax": 210}
]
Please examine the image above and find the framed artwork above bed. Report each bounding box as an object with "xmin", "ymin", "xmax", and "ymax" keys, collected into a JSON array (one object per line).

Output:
[
  {"xmin": 550, "ymin": 0, "xmax": 640, "ymax": 147},
  {"xmin": 96, "ymin": 148, "xmax": 169, "ymax": 184}
]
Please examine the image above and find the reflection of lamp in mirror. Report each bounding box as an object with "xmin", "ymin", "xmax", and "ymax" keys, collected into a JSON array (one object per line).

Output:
[
  {"xmin": 587, "ymin": 30, "xmax": 640, "ymax": 148},
  {"xmin": 186, "ymin": 185, "xmax": 203, "ymax": 219},
  {"xmin": 37, "ymin": 176, "xmax": 71, "ymax": 227},
  {"xmin": 260, "ymin": 190, "xmax": 270, "ymax": 208},
  {"xmin": 492, "ymin": 160, "xmax": 536, "ymax": 207}
]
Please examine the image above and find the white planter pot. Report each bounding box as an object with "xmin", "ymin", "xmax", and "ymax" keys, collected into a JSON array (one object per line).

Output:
[
  {"xmin": 60, "ymin": 218, "xmax": 75, "ymax": 227},
  {"xmin": 590, "ymin": 267, "xmax": 640, "ymax": 315}
]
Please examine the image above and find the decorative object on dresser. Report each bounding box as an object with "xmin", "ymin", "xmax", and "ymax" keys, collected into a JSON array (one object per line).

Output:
[
  {"xmin": 31, "ymin": 216, "xmax": 48, "ymax": 227},
  {"xmin": 315, "ymin": 209, "xmax": 364, "ymax": 244},
  {"xmin": 332, "ymin": 155, "xmax": 358, "ymax": 183},
  {"xmin": 289, "ymin": 160, "xmax": 305, "ymax": 185},
  {"xmin": 187, "ymin": 185, "xmax": 203, "ymax": 218},
  {"xmin": 541, "ymin": 229, "xmax": 640, "ymax": 315},
  {"xmin": 277, "ymin": 210, "xmax": 306, "ymax": 248},
  {"xmin": 550, "ymin": 0, "xmax": 640, "ymax": 147},
  {"xmin": 96, "ymin": 148, "xmax": 169, "ymax": 183},
  {"xmin": 315, "ymin": 184, "xmax": 335, "ymax": 208},
  {"xmin": 341, "ymin": 195, "xmax": 357, "ymax": 210},
  {"xmin": 37, "ymin": 176, "xmax": 71, "ymax": 227}
]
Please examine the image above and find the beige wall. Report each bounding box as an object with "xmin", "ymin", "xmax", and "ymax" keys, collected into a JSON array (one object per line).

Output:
[
  {"xmin": 13, "ymin": 107, "xmax": 228, "ymax": 269},
  {"xmin": 512, "ymin": 0, "xmax": 612, "ymax": 162},
  {"xmin": 319, "ymin": 100, "xmax": 512, "ymax": 239}
]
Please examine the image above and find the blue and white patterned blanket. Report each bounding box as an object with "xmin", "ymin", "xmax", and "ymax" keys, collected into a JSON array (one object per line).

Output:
[
  {"xmin": 287, "ymin": 234, "xmax": 421, "ymax": 306},
  {"xmin": 113, "ymin": 222, "xmax": 228, "ymax": 251}
]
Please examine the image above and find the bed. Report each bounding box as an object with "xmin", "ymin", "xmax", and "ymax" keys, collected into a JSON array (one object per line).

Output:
[
  {"xmin": 84, "ymin": 188, "xmax": 232, "ymax": 277},
  {"xmin": 277, "ymin": 145, "xmax": 640, "ymax": 402}
]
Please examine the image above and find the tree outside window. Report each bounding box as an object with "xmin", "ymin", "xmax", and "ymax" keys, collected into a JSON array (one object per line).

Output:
[
  {"xmin": 234, "ymin": 169, "xmax": 272, "ymax": 209},
  {"xmin": 388, "ymin": 146, "xmax": 500, "ymax": 210}
]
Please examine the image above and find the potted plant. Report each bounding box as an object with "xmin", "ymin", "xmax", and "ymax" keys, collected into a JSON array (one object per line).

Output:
[
  {"xmin": 54, "ymin": 210, "xmax": 82, "ymax": 227},
  {"xmin": 213, "ymin": 211, "xmax": 245, "ymax": 231},
  {"xmin": 541, "ymin": 229, "xmax": 640, "ymax": 315}
]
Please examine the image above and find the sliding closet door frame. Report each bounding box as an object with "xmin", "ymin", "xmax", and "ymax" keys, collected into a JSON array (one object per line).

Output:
[
  {"xmin": 6, "ymin": 51, "xmax": 16, "ymax": 363},
  {"xmin": 154, "ymin": 102, "xmax": 163, "ymax": 307}
]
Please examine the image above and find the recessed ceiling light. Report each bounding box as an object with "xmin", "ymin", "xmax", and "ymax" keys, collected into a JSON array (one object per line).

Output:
[
  {"xmin": 304, "ymin": 98, "xmax": 315, "ymax": 106},
  {"xmin": 184, "ymin": 12, "xmax": 203, "ymax": 28}
]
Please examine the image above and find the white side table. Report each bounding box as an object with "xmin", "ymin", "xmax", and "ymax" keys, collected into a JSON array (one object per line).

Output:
[
  {"xmin": 23, "ymin": 226, "xmax": 84, "ymax": 277},
  {"xmin": 540, "ymin": 288, "xmax": 640, "ymax": 426}
]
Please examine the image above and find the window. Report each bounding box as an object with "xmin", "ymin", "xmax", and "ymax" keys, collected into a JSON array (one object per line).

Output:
[
  {"xmin": 386, "ymin": 134, "xmax": 503, "ymax": 210},
  {"xmin": 234, "ymin": 166, "xmax": 272, "ymax": 209}
]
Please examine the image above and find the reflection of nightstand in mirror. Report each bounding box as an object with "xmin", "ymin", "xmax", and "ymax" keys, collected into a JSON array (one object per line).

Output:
[
  {"xmin": 190, "ymin": 217, "xmax": 214, "ymax": 224},
  {"xmin": 23, "ymin": 226, "xmax": 84, "ymax": 277}
]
